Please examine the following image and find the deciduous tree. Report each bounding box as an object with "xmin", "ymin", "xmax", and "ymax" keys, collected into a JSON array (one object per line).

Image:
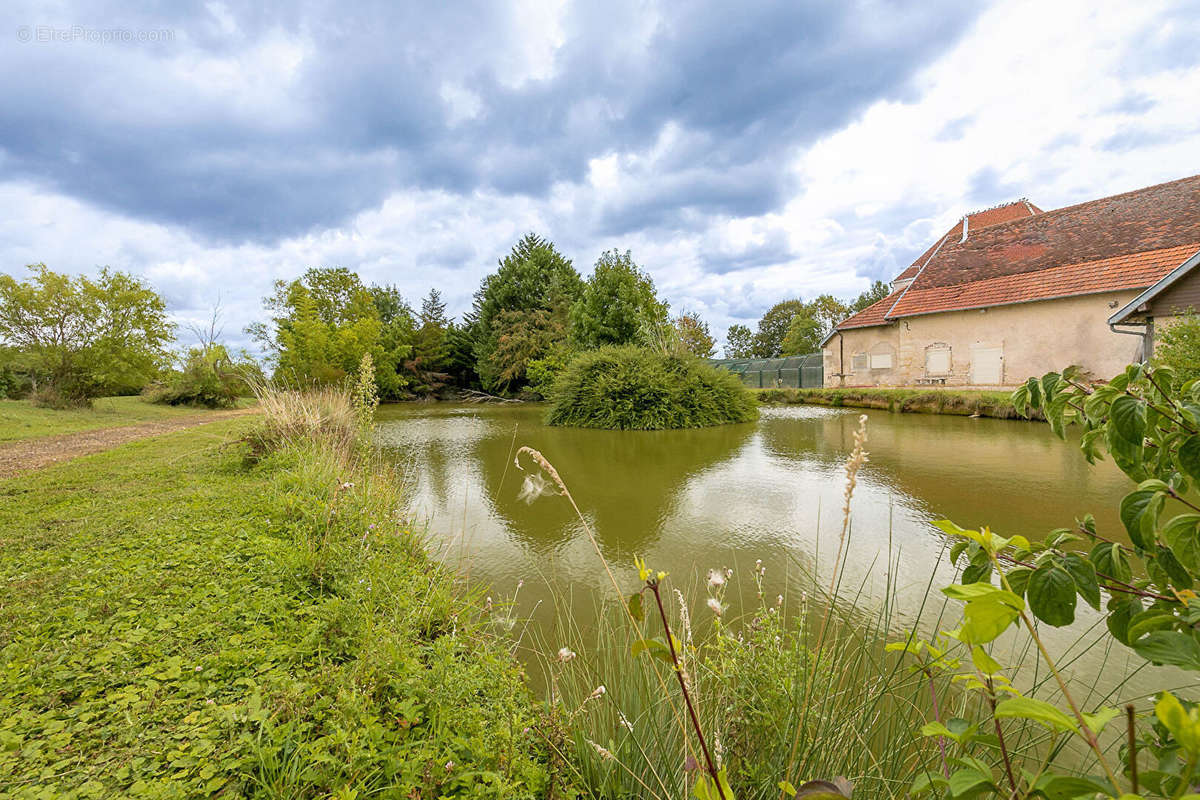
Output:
[
  {"xmin": 780, "ymin": 314, "xmax": 822, "ymax": 355},
  {"xmin": 0, "ymin": 264, "xmax": 174, "ymax": 404},
  {"xmin": 251, "ymin": 267, "xmax": 417, "ymax": 399},
  {"xmin": 751, "ymin": 299, "xmax": 806, "ymax": 357},
  {"xmin": 724, "ymin": 324, "xmax": 754, "ymax": 358},
  {"xmin": 569, "ymin": 250, "xmax": 669, "ymax": 350},
  {"xmin": 674, "ymin": 311, "xmax": 716, "ymax": 358},
  {"xmin": 851, "ymin": 280, "xmax": 890, "ymax": 312}
]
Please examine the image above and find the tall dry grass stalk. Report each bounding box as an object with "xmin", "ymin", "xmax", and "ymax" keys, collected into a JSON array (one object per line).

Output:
[{"xmin": 247, "ymin": 381, "xmax": 359, "ymax": 465}]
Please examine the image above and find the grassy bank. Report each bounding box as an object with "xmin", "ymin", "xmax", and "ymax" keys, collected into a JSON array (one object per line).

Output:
[
  {"xmin": 755, "ymin": 386, "xmax": 1043, "ymax": 420},
  {"xmin": 0, "ymin": 395, "xmax": 253, "ymax": 442},
  {"xmin": 0, "ymin": 417, "xmax": 549, "ymax": 796}
]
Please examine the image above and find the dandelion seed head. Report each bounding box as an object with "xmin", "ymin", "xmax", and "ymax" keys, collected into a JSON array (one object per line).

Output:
[
  {"xmin": 707, "ymin": 569, "xmax": 725, "ymax": 588},
  {"xmin": 589, "ymin": 685, "xmax": 606, "ymax": 700},
  {"xmin": 707, "ymin": 597, "xmax": 724, "ymax": 617},
  {"xmin": 557, "ymin": 647, "xmax": 576, "ymax": 663}
]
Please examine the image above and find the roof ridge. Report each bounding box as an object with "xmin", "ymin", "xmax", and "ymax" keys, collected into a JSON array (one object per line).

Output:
[
  {"xmin": 964, "ymin": 198, "xmax": 1034, "ymax": 217},
  {"xmin": 1027, "ymin": 172, "xmax": 1200, "ymax": 223}
]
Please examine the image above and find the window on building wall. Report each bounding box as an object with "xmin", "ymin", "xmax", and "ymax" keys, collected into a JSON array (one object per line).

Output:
[
  {"xmin": 925, "ymin": 345, "xmax": 951, "ymax": 375},
  {"xmin": 869, "ymin": 351, "xmax": 893, "ymax": 369},
  {"xmin": 851, "ymin": 353, "xmax": 868, "ymax": 372}
]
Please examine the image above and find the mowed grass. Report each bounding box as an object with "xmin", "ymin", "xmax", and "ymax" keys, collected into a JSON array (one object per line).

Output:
[
  {"xmin": 0, "ymin": 420, "xmax": 549, "ymax": 798},
  {"xmin": 0, "ymin": 396, "xmax": 252, "ymax": 442}
]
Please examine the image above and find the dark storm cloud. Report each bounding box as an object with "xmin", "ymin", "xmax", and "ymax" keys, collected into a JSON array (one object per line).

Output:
[{"xmin": 0, "ymin": 0, "xmax": 982, "ymax": 244}]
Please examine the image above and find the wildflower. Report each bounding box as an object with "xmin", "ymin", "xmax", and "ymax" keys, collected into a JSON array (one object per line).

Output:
[
  {"xmin": 707, "ymin": 569, "xmax": 726, "ymax": 588},
  {"xmin": 618, "ymin": 711, "xmax": 633, "ymax": 732},
  {"xmin": 445, "ymin": 760, "xmax": 455, "ymax": 771},
  {"xmin": 485, "ymin": 596, "xmax": 493, "ymax": 612},
  {"xmin": 724, "ymin": 567, "xmax": 732, "ymax": 579},
  {"xmin": 587, "ymin": 739, "xmax": 615, "ymax": 761},
  {"xmin": 588, "ymin": 685, "xmax": 606, "ymax": 700},
  {"xmin": 707, "ymin": 597, "xmax": 724, "ymax": 617},
  {"xmin": 777, "ymin": 594, "xmax": 784, "ymax": 608},
  {"xmin": 194, "ymin": 666, "xmax": 202, "ymax": 672},
  {"xmin": 205, "ymin": 698, "xmax": 215, "ymax": 705},
  {"xmin": 516, "ymin": 579, "xmax": 524, "ymax": 590},
  {"xmin": 341, "ymin": 481, "xmax": 354, "ymax": 490},
  {"xmin": 557, "ymin": 647, "xmax": 576, "ymax": 663},
  {"xmin": 368, "ymin": 523, "xmax": 376, "ymax": 531}
]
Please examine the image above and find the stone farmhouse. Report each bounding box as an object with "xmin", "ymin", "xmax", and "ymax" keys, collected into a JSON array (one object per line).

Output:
[{"xmin": 821, "ymin": 174, "xmax": 1200, "ymax": 388}]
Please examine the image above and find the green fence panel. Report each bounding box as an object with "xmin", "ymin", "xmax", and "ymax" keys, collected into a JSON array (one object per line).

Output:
[{"xmin": 713, "ymin": 353, "xmax": 822, "ymax": 390}]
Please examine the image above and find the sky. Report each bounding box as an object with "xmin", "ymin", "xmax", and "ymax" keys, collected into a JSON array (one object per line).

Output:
[{"xmin": 2, "ymin": 0, "xmax": 1199, "ymax": 355}]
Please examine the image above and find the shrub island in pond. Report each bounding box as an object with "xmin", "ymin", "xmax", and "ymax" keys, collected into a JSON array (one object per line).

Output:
[{"xmin": 546, "ymin": 344, "xmax": 758, "ymax": 429}]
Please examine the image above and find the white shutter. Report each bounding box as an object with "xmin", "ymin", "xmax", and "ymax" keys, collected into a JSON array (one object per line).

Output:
[
  {"xmin": 971, "ymin": 347, "xmax": 1003, "ymax": 385},
  {"xmin": 926, "ymin": 348, "xmax": 951, "ymax": 375}
]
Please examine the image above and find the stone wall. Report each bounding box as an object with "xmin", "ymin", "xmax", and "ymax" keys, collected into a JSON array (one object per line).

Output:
[{"xmin": 822, "ymin": 290, "xmax": 1144, "ymax": 387}]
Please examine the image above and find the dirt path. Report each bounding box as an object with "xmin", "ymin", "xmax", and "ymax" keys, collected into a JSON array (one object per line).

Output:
[{"xmin": 0, "ymin": 408, "xmax": 259, "ymax": 479}]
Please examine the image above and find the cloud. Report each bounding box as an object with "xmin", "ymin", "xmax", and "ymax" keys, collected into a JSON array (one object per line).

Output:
[
  {"xmin": 0, "ymin": 0, "xmax": 977, "ymax": 242},
  {"xmin": 0, "ymin": 0, "xmax": 1198, "ymax": 358}
]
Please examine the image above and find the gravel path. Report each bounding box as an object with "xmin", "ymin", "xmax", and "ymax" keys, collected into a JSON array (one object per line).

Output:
[{"xmin": 0, "ymin": 408, "xmax": 258, "ymax": 479}]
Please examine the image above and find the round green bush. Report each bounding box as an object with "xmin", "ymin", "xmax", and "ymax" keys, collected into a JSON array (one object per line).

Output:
[{"xmin": 547, "ymin": 345, "xmax": 758, "ymax": 429}]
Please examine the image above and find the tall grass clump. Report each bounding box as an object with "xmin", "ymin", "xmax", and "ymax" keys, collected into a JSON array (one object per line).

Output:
[
  {"xmin": 245, "ymin": 381, "xmax": 359, "ymax": 461},
  {"xmin": 513, "ymin": 416, "xmax": 946, "ymax": 798},
  {"xmin": 240, "ymin": 354, "xmax": 552, "ymax": 795},
  {"xmin": 547, "ymin": 345, "xmax": 758, "ymax": 429}
]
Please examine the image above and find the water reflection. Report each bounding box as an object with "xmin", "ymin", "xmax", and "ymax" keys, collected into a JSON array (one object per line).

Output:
[{"xmin": 374, "ymin": 402, "xmax": 1175, "ymax": 704}]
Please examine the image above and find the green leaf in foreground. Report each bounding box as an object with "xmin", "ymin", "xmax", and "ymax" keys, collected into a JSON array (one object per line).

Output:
[
  {"xmin": 1110, "ymin": 394, "xmax": 1147, "ymax": 444},
  {"xmin": 1180, "ymin": 434, "xmax": 1200, "ymax": 481},
  {"xmin": 1163, "ymin": 514, "xmax": 1200, "ymax": 573},
  {"xmin": 1027, "ymin": 564, "xmax": 1077, "ymax": 626},
  {"xmin": 1133, "ymin": 631, "xmax": 1200, "ymax": 669},
  {"xmin": 995, "ymin": 696, "xmax": 1078, "ymax": 732}
]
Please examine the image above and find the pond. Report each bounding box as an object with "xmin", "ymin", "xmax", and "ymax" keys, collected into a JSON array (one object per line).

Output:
[{"xmin": 375, "ymin": 402, "xmax": 1168, "ymax": 702}]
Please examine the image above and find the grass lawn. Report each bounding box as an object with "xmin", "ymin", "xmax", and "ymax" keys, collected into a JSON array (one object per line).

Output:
[
  {"xmin": 0, "ymin": 420, "xmax": 548, "ymax": 797},
  {"xmin": 0, "ymin": 396, "xmax": 253, "ymax": 443}
]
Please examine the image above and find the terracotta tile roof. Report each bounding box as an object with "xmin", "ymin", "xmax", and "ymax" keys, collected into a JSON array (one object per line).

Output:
[
  {"xmin": 840, "ymin": 174, "xmax": 1200, "ymax": 330},
  {"xmin": 902, "ymin": 200, "xmax": 1041, "ymax": 275},
  {"xmin": 835, "ymin": 290, "xmax": 904, "ymax": 329},
  {"xmin": 889, "ymin": 243, "xmax": 1200, "ymax": 317}
]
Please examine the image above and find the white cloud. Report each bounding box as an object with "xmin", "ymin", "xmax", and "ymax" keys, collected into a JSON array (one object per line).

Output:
[{"xmin": 1, "ymin": 0, "xmax": 1198, "ymax": 357}]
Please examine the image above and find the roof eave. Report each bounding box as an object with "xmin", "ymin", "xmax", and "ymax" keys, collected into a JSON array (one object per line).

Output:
[{"xmin": 1108, "ymin": 247, "xmax": 1200, "ymax": 325}]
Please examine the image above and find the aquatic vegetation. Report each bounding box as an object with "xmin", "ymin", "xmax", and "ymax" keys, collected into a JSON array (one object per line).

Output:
[{"xmin": 546, "ymin": 344, "xmax": 758, "ymax": 429}]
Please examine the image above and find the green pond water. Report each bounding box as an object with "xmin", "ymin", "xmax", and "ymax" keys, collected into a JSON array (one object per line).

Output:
[{"xmin": 375, "ymin": 402, "xmax": 1186, "ymax": 704}]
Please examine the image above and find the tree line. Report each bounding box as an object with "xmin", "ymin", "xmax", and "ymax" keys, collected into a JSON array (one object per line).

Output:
[
  {"xmin": 723, "ymin": 283, "xmax": 889, "ymax": 360},
  {"xmin": 0, "ymin": 235, "xmax": 892, "ymax": 405}
]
